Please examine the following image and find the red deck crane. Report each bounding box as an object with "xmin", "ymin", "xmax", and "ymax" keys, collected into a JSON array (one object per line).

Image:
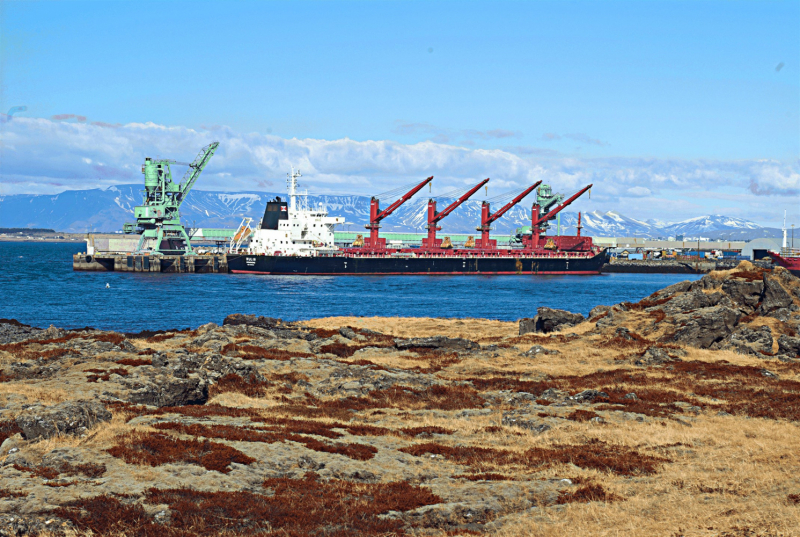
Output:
[
  {"xmin": 422, "ymin": 178, "xmax": 490, "ymax": 249},
  {"xmin": 475, "ymin": 181, "xmax": 542, "ymax": 249},
  {"xmin": 525, "ymin": 184, "xmax": 593, "ymax": 250},
  {"xmin": 363, "ymin": 176, "xmax": 434, "ymax": 249}
]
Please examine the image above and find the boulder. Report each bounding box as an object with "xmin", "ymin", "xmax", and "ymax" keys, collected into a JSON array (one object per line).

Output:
[
  {"xmin": 588, "ymin": 305, "xmax": 611, "ymax": 319},
  {"xmin": 124, "ymin": 374, "xmax": 208, "ymax": 407},
  {"xmin": 571, "ymin": 389, "xmax": 608, "ymax": 402},
  {"xmin": 777, "ymin": 335, "xmax": 800, "ymax": 359},
  {"xmin": 222, "ymin": 314, "xmax": 281, "ymax": 329},
  {"xmin": 339, "ymin": 327, "xmax": 359, "ymax": 340},
  {"xmin": 661, "ymin": 289, "xmax": 714, "ymax": 314},
  {"xmin": 519, "ymin": 308, "xmax": 585, "ymax": 335},
  {"xmin": 395, "ymin": 336, "xmax": 479, "ymax": 351},
  {"xmin": 633, "ymin": 347, "xmax": 679, "ymax": 366},
  {"xmin": 719, "ymin": 325, "xmax": 773, "ymax": 356},
  {"xmin": 670, "ymin": 306, "xmax": 741, "ymax": 348},
  {"xmin": 522, "ymin": 345, "xmax": 560, "ymax": 357},
  {"xmin": 650, "ymin": 280, "xmax": 693, "ymax": 299},
  {"xmin": 721, "ymin": 279, "xmax": 764, "ymax": 310},
  {"xmin": 758, "ymin": 276, "xmax": 794, "ymax": 315},
  {"xmin": 15, "ymin": 400, "xmax": 111, "ymax": 441}
]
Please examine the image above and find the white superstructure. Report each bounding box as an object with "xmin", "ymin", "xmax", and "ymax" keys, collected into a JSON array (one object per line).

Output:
[{"xmin": 246, "ymin": 169, "xmax": 345, "ymax": 256}]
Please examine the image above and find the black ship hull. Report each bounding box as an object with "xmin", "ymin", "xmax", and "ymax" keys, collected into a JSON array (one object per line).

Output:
[{"xmin": 227, "ymin": 251, "xmax": 608, "ymax": 275}]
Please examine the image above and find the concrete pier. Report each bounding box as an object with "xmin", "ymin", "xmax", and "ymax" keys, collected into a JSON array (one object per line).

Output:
[{"xmin": 73, "ymin": 254, "xmax": 228, "ymax": 273}]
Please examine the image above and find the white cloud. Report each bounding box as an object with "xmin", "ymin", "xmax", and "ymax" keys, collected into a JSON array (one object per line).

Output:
[
  {"xmin": 626, "ymin": 186, "xmax": 652, "ymax": 197},
  {"xmin": 0, "ymin": 116, "xmax": 798, "ymax": 224}
]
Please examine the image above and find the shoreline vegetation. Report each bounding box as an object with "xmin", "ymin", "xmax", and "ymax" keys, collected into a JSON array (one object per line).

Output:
[{"xmin": 1, "ymin": 261, "xmax": 799, "ymax": 536}]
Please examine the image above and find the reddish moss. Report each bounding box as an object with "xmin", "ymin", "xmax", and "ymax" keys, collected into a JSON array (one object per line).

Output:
[
  {"xmin": 209, "ymin": 373, "xmax": 273, "ymax": 398},
  {"xmin": 92, "ymin": 333, "xmax": 126, "ymax": 345},
  {"xmin": 401, "ymin": 438, "xmax": 668, "ymax": 476},
  {"xmin": 223, "ymin": 343, "xmax": 314, "ymax": 361},
  {"xmin": 52, "ymin": 476, "xmax": 439, "ymax": 536},
  {"xmin": 115, "ymin": 357, "xmax": 152, "ymax": 367},
  {"xmin": 0, "ymin": 488, "xmax": 27, "ymax": 498},
  {"xmin": 311, "ymin": 328, "xmax": 340, "ymax": 338},
  {"xmin": 107, "ymin": 431, "xmax": 256, "ymax": 473},
  {"xmin": 566, "ymin": 410, "xmax": 601, "ymax": 422},
  {"xmin": 0, "ymin": 420, "xmax": 22, "ymax": 445},
  {"xmin": 556, "ymin": 483, "xmax": 622, "ymax": 504},
  {"xmin": 319, "ymin": 384, "xmax": 484, "ymax": 413},
  {"xmin": 788, "ymin": 494, "xmax": 800, "ymax": 505},
  {"xmin": 152, "ymin": 421, "xmax": 377, "ymax": 461},
  {"xmin": 14, "ymin": 461, "xmax": 107, "ymax": 479},
  {"xmin": 146, "ymin": 333, "xmax": 177, "ymax": 343},
  {"xmin": 453, "ymin": 473, "xmax": 511, "ymax": 481}
]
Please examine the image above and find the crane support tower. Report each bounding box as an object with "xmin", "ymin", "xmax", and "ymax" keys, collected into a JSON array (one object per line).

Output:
[
  {"xmin": 363, "ymin": 176, "xmax": 434, "ymax": 249},
  {"xmin": 475, "ymin": 181, "xmax": 542, "ymax": 249},
  {"xmin": 124, "ymin": 141, "xmax": 220, "ymax": 255},
  {"xmin": 422, "ymin": 178, "xmax": 490, "ymax": 249}
]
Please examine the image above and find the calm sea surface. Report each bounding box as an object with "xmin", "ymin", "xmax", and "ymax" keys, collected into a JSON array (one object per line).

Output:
[{"xmin": 0, "ymin": 242, "xmax": 700, "ymax": 332}]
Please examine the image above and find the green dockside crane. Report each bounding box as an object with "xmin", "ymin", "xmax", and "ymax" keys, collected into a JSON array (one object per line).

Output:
[{"xmin": 123, "ymin": 141, "xmax": 219, "ymax": 255}]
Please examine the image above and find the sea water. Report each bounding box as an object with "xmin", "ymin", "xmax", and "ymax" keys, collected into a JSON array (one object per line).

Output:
[{"xmin": 0, "ymin": 242, "xmax": 700, "ymax": 332}]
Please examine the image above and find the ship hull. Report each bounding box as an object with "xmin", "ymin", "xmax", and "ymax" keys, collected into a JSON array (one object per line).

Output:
[
  {"xmin": 769, "ymin": 252, "xmax": 800, "ymax": 276},
  {"xmin": 227, "ymin": 251, "xmax": 608, "ymax": 275}
]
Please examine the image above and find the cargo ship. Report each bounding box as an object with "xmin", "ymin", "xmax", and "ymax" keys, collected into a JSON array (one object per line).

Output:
[
  {"xmin": 227, "ymin": 170, "xmax": 607, "ymax": 275},
  {"xmin": 768, "ymin": 214, "xmax": 800, "ymax": 276}
]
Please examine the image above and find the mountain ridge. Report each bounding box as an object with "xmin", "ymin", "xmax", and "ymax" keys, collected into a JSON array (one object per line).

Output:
[{"xmin": 0, "ymin": 185, "xmax": 782, "ymax": 240}]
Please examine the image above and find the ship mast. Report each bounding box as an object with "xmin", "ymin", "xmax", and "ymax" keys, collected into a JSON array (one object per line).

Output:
[
  {"xmin": 287, "ymin": 168, "xmax": 303, "ymax": 212},
  {"xmin": 783, "ymin": 210, "xmax": 788, "ymax": 250}
]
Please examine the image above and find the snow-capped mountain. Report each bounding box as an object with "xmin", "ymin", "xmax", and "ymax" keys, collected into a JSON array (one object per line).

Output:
[{"xmin": 0, "ymin": 186, "xmax": 782, "ymax": 240}]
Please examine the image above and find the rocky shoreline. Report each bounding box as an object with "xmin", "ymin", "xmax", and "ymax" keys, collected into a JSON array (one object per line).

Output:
[{"xmin": 1, "ymin": 261, "xmax": 799, "ymax": 536}]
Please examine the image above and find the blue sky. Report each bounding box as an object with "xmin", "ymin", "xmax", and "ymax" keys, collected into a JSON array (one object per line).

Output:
[{"xmin": 1, "ymin": 0, "xmax": 798, "ymax": 226}]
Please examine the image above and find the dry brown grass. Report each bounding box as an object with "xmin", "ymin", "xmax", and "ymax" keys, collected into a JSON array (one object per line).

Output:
[
  {"xmin": 301, "ymin": 316, "xmax": 517, "ymax": 340},
  {"xmin": 3, "ymin": 310, "xmax": 800, "ymax": 536}
]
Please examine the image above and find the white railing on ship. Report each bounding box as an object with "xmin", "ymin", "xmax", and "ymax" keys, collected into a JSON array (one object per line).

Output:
[{"xmin": 781, "ymin": 248, "xmax": 800, "ymax": 257}]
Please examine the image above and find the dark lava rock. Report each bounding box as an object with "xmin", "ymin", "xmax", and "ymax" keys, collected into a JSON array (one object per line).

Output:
[
  {"xmin": 15, "ymin": 400, "xmax": 111, "ymax": 440},
  {"xmin": 719, "ymin": 325, "xmax": 773, "ymax": 356},
  {"xmin": 758, "ymin": 276, "xmax": 794, "ymax": 316},
  {"xmin": 124, "ymin": 374, "xmax": 208, "ymax": 407},
  {"xmin": 522, "ymin": 345, "xmax": 560, "ymax": 357},
  {"xmin": 0, "ymin": 319, "xmax": 42, "ymax": 346},
  {"xmin": 670, "ymin": 306, "xmax": 741, "ymax": 349},
  {"xmin": 339, "ymin": 327, "xmax": 358, "ymax": 340},
  {"xmin": 519, "ymin": 307, "xmax": 585, "ymax": 335},
  {"xmin": 588, "ymin": 305, "xmax": 612, "ymax": 319},
  {"xmin": 633, "ymin": 347, "xmax": 680, "ymax": 366},
  {"xmin": 571, "ymin": 389, "xmax": 608, "ymax": 402},
  {"xmin": 501, "ymin": 412, "xmax": 551, "ymax": 433},
  {"xmin": 395, "ymin": 336, "xmax": 479, "ymax": 351},
  {"xmin": 777, "ymin": 335, "xmax": 800, "ymax": 359},
  {"xmin": 223, "ymin": 314, "xmax": 281, "ymax": 329},
  {"xmin": 721, "ymin": 279, "xmax": 764, "ymax": 310},
  {"xmin": 651, "ymin": 280, "xmax": 693, "ymax": 299},
  {"xmin": 661, "ymin": 289, "xmax": 715, "ymax": 314}
]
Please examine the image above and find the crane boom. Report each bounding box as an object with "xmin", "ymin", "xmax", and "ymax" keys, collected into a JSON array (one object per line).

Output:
[
  {"xmin": 476, "ymin": 181, "xmax": 542, "ymax": 249},
  {"xmin": 433, "ymin": 178, "xmax": 490, "ymax": 223},
  {"xmin": 486, "ymin": 181, "xmax": 542, "ymax": 225},
  {"xmin": 363, "ymin": 176, "xmax": 433, "ymax": 249},
  {"xmin": 177, "ymin": 142, "xmax": 220, "ymax": 204},
  {"xmin": 533, "ymin": 184, "xmax": 592, "ymax": 226},
  {"xmin": 373, "ymin": 176, "xmax": 433, "ymax": 223},
  {"xmin": 423, "ymin": 178, "xmax": 490, "ymax": 249}
]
